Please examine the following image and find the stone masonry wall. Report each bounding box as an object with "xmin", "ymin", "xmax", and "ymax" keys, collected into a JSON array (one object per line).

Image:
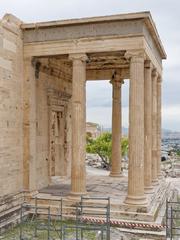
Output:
[
  {"xmin": 0, "ymin": 15, "xmax": 23, "ymax": 196},
  {"xmin": 0, "ymin": 14, "xmax": 73, "ymax": 195},
  {"xmin": 36, "ymin": 65, "xmax": 72, "ymax": 189}
]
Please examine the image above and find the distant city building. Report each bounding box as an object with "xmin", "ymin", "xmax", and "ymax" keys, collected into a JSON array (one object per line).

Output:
[{"xmin": 86, "ymin": 122, "xmax": 101, "ymax": 139}]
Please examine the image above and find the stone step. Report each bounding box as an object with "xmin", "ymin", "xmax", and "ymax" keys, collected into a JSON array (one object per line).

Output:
[
  {"xmin": 0, "ymin": 195, "xmax": 24, "ymax": 213},
  {"xmin": 0, "ymin": 192, "xmax": 25, "ymax": 232},
  {"xmin": 29, "ymin": 180, "xmax": 172, "ymax": 224},
  {"xmin": 0, "ymin": 205, "xmax": 21, "ymax": 220},
  {"xmin": 0, "ymin": 211, "xmax": 29, "ymax": 234},
  {"xmin": 28, "ymin": 202, "xmax": 155, "ymax": 222}
]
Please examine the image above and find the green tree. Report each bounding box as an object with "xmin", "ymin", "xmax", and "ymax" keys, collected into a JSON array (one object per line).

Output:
[
  {"xmin": 121, "ymin": 137, "xmax": 128, "ymax": 157},
  {"xmin": 86, "ymin": 132, "xmax": 128, "ymax": 169},
  {"xmin": 86, "ymin": 132, "xmax": 112, "ymax": 169}
]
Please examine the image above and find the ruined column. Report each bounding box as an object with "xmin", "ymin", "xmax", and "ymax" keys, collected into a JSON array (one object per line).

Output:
[
  {"xmin": 157, "ymin": 76, "xmax": 162, "ymax": 178},
  {"xmin": 144, "ymin": 61, "xmax": 154, "ymax": 193},
  {"xmin": 69, "ymin": 53, "xmax": 88, "ymax": 196},
  {"xmin": 125, "ymin": 51, "xmax": 147, "ymax": 205},
  {"xmin": 110, "ymin": 74, "xmax": 123, "ymax": 177},
  {"xmin": 152, "ymin": 69, "xmax": 159, "ymax": 185}
]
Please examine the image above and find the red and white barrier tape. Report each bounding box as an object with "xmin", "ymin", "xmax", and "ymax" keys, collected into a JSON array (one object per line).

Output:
[{"xmin": 81, "ymin": 217, "xmax": 165, "ymax": 230}]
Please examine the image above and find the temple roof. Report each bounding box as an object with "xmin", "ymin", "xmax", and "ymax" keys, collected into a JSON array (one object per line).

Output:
[{"xmin": 21, "ymin": 11, "xmax": 166, "ymax": 59}]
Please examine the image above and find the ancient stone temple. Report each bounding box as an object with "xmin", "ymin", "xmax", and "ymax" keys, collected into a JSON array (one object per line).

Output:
[{"xmin": 0, "ymin": 11, "xmax": 168, "ymax": 224}]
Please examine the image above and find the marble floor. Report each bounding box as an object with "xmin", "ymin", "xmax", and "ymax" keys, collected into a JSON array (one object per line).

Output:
[{"xmin": 39, "ymin": 166, "xmax": 128, "ymax": 205}]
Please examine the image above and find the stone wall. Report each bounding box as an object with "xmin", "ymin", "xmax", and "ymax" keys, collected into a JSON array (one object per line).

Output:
[
  {"xmin": 0, "ymin": 14, "xmax": 73, "ymax": 196},
  {"xmin": 0, "ymin": 15, "xmax": 23, "ymax": 196},
  {"xmin": 35, "ymin": 63, "xmax": 72, "ymax": 189}
]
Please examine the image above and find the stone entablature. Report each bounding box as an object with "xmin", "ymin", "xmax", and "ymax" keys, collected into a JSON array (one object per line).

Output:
[
  {"xmin": 21, "ymin": 12, "xmax": 166, "ymax": 58},
  {"xmin": 21, "ymin": 12, "xmax": 166, "ymax": 73}
]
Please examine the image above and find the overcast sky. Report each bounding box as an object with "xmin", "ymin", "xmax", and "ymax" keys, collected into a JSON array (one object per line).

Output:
[{"xmin": 0, "ymin": 0, "xmax": 180, "ymax": 131}]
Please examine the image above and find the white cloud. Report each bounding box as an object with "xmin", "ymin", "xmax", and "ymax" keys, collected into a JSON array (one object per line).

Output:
[
  {"xmin": 86, "ymin": 106, "xmax": 129, "ymax": 128},
  {"xmin": 162, "ymin": 105, "xmax": 180, "ymax": 131}
]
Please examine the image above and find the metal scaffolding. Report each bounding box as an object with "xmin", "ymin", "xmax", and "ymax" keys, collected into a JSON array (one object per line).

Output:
[
  {"xmin": 166, "ymin": 200, "xmax": 180, "ymax": 240},
  {"xmin": 1, "ymin": 195, "xmax": 111, "ymax": 239},
  {"xmin": 62, "ymin": 196, "xmax": 111, "ymax": 240},
  {"xmin": 19, "ymin": 197, "xmax": 63, "ymax": 240}
]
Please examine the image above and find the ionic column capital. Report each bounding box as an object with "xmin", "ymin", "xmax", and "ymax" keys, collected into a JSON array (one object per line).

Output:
[
  {"xmin": 110, "ymin": 79, "xmax": 124, "ymax": 88},
  {"xmin": 152, "ymin": 69, "xmax": 159, "ymax": 79},
  {"xmin": 144, "ymin": 60, "xmax": 153, "ymax": 69},
  {"xmin": 69, "ymin": 53, "xmax": 88, "ymax": 62},
  {"xmin": 157, "ymin": 75, "xmax": 162, "ymax": 83},
  {"xmin": 110, "ymin": 72, "xmax": 124, "ymax": 87},
  {"xmin": 125, "ymin": 50, "xmax": 146, "ymax": 62}
]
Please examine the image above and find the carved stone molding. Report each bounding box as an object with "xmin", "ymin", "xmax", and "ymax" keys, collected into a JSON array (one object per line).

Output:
[
  {"xmin": 47, "ymin": 88, "xmax": 71, "ymax": 106},
  {"xmin": 69, "ymin": 53, "xmax": 88, "ymax": 62},
  {"xmin": 152, "ymin": 68, "xmax": 159, "ymax": 79},
  {"xmin": 110, "ymin": 72, "xmax": 124, "ymax": 87},
  {"xmin": 157, "ymin": 75, "xmax": 162, "ymax": 83},
  {"xmin": 144, "ymin": 60, "xmax": 153, "ymax": 69},
  {"xmin": 125, "ymin": 50, "xmax": 147, "ymax": 61}
]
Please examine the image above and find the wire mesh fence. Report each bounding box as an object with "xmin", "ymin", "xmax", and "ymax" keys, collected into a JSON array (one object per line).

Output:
[
  {"xmin": 166, "ymin": 201, "xmax": 180, "ymax": 240},
  {"xmin": 62, "ymin": 225, "xmax": 105, "ymax": 240},
  {"xmin": 62, "ymin": 196, "xmax": 110, "ymax": 240},
  {"xmin": 0, "ymin": 196, "xmax": 111, "ymax": 240}
]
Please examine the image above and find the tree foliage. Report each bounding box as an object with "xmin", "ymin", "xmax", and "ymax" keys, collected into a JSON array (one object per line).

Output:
[
  {"xmin": 121, "ymin": 137, "xmax": 128, "ymax": 157},
  {"xmin": 86, "ymin": 132, "xmax": 128, "ymax": 169}
]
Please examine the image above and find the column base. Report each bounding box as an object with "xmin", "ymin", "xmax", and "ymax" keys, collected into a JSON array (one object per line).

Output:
[
  {"xmin": 68, "ymin": 191, "xmax": 88, "ymax": 200},
  {"xmin": 158, "ymin": 173, "xmax": 163, "ymax": 179},
  {"xmin": 124, "ymin": 195, "xmax": 147, "ymax": 205},
  {"xmin": 109, "ymin": 172, "xmax": 123, "ymax": 177},
  {"xmin": 144, "ymin": 186, "xmax": 154, "ymax": 194},
  {"xmin": 152, "ymin": 179, "xmax": 159, "ymax": 186}
]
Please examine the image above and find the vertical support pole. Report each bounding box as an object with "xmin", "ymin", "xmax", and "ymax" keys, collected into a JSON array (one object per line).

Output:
[
  {"xmin": 157, "ymin": 76, "xmax": 162, "ymax": 178},
  {"xmin": 60, "ymin": 198, "xmax": 63, "ymax": 239},
  {"xmin": 170, "ymin": 206, "xmax": 173, "ymax": 240},
  {"xmin": 20, "ymin": 204, "xmax": 23, "ymax": 240},
  {"xmin": 76, "ymin": 205, "xmax": 79, "ymax": 240},
  {"xmin": 107, "ymin": 197, "xmax": 110, "ymax": 240},
  {"xmin": 124, "ymin": 51, "xmax": 147, "ymax": 205},
  {"xmin": 152, "ymin": 69, "xmax": 159, "ymax": 185},
  {"xmin": 34, "ymin": 197, "xmax": 37, "ymax": 237},
  {"xmin": 69, "ymin": 53, "xmax": 88, "ymax": 196},
  {"xmin": 144, "ymin": 60, "xmax": 154, "ymax": 193},
  {"xmin": 110, "ymin": 74, "xmax": 123, "ymax": 177},
  {"xmin": 166, "ymin": 200, "xmax": 168, "ymax": 239},
  {"xmin": 48, "ymin": 207, "xmax": 50, "ymax": 240}
]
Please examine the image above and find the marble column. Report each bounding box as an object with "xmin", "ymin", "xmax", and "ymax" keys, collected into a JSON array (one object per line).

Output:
[
  {"xmin": 110, "ymin": 74, "xmax": 123, "ymax": 177},
  {"xmin": 69, "ymin": 53, "xmax": 88, "ymax": 196},
  {"xmin": 125, "ymin": 52, "xmax": 147, "ymax": 205},
  {"xmin": 152, "ymin": 69, "xmax": 159, "ymax": 185},
  {"xmin": 157, "ymin": 76, "xmax": 162, "ymax": 178},
  {"xmin": 144, "ymin": 61, "xmax": 154, "ymax": 193}
]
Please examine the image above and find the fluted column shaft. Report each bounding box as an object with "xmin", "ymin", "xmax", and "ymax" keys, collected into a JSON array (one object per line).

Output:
[
  {"xmin": 144, "ymin": 61, "xmax": 154, "ymax": 193},
  {"xmin": 157, "ymin": 76, "xmax": 162, "ymax": 177},
  {"xmin": 152, "ymin": 70, "xmax": 159, "ymax": 185},
  {"xmin": 70, "ymin": 53, "xmax": 87, "ymax": 195},
  {"xmin": 110, "ymin": 75, "xmax": 123, "ymax": 177},
  {"xmin": 125, "ymin": 53, "xmax": 147, "ymax": 205}
]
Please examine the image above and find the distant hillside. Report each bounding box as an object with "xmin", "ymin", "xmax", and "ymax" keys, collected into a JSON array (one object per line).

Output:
[
  {"xmin": 162, "ymin": 129, "xmax": 180, "ymax": 139},
  {"xmin": 102, "ymin": 127, "xmax": 180, "ymax": 139},
  {"xmin": 102, "ymin": 127, "xmax": 128, "ymax": 136}
]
